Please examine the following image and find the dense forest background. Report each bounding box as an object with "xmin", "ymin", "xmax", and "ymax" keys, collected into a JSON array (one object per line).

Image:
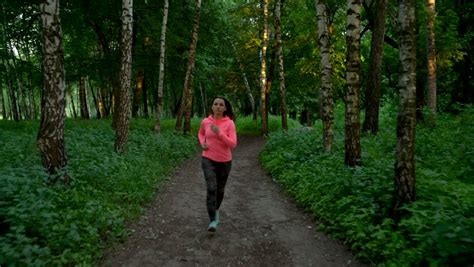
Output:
[
  {"xmin": 1, "ymin": 0, "xmax": 471, "ymax": 123},
  {"xmin": 0, "ymin": 0, "xmax": 473, "ymax": 265}
]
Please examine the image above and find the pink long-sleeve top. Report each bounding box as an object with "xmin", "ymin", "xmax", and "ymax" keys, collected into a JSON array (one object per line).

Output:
[{"xmin": 198, "ymin": 115, "xmax": 237, "ymax": 162}]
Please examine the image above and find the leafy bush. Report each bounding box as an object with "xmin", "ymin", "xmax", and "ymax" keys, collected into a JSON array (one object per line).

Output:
[
  {"xmin": 0, "ymin": 119, "xmax": 198, "ymax": 266},
  {"xmin": 261, "ymin": 105, "xmax": 474, "ymax": 265}
]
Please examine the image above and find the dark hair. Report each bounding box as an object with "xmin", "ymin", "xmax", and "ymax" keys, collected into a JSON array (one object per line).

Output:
[{"xmin": 212, "ymin": 96, "xmax": 235, "ymax": 121}]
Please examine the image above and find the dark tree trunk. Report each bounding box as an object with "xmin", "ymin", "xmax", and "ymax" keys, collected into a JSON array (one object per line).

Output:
[
  {"xmin": 175, "ymin": 0, "xmax": 201, "ymax": 134},
  {"xmin": 362, "ymin": 0, "xmax": 388, "ymax": 134},
  {"xmin": 142, "ymin": 69, "xmax": 148, "ymax": 118},
  {"xmin": 132, "ymin": 69, "xmax": 144, "ymax": 117},
  {"xmin": 275, "ymin": 0, "xmax": 288, "ymax": 130},
  {"xmin": 260, "ymin": 0, "xmax": 270, "ymax": 136},
  {"xmin": 88, "ymin": 79, "xmax": 101, "ymax": 118},
  {"xmin": 0, "ymin": 82, "xmax": 6, "ymax": 119},
  {"xmin": 79, "ymin": 77, "xmax": 90, "ymax": 119}
]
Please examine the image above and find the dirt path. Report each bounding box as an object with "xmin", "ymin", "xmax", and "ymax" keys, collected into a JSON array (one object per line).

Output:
[{"xmin": 101, "ymin": 136, "xmax": 364, "ymax": 266}]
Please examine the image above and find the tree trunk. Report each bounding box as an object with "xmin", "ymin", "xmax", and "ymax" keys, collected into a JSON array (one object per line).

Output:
[
  {"xmin": 67, "ymin": 89, "xmax": 77, "ymax": 118},
  {"xmin": 88, "ymin": 79, "xmax": 101, "ymax": 118},
  {"xmin": 175, "ymin": 0, "xmax": 201, "ymax": 134},
  {"xmin": 316, "ymin": 0, "xmax": 335, "ymax": 152},
  {"xmin": 345, "ymin": 0, "xmax": 362, "ymax": 167},
  {"xmin": 79, "ymin": 76, "xmax": 90, "ymax": 119},
  {"xmin": 199, "ymin": 82, "xmax": 207, "ymax": 117},
  {"xmin": 142, "ymin": 69, "xmax": 149, "ymax": 118},
  {"xmin": 132, "ymin": 69, "xmax": 144, "ymax": 117},
  {"xmin": 391, "ymin": 0, "xmax": 417, "ymax": 222},
  {"xmin": 114, "ymin": 0, "xmax": 133, "ymax": 153},
  {"xmin": 362, "ymin": 0, "xmax": 387, "ymax": 134},
  {"xmin": 8, "ymin": 76, "xmax": 19, "ymax": 121},
  {"xmin": 260, "ymin": 0, "xmax": 270, "ymax": 136},
  {"xmin": 37, "ymin": 0, "xmax": 68, "ymax": 184},
  {"xmin": 233, "ymin": 44, "xmax": 256, "ymax": 121},
  {"xmin": 154, "ymin": 0, "xmax": 168, "ymax": 134},
  {"xmin": 426, "ymin": 0, "xmax": 436, "ymax": 126},
  {"xmin": 0, "ymin": 82, "xmax": 6, "ymax": 119},
  {"xmin": 274, "ymin": 0, "xmax": 288, "ymax": 130},
  {"xmin": 25, "ymin": 40, "xmax": 37, "ymax": 119}
]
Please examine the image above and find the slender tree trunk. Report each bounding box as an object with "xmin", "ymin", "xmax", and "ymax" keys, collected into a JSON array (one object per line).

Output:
[
  {"xmin": 316, "ymin": 0, "xmax": 335, "ymax": 152},
  {"xmin": 114, "ymin": 0, "xmax": 133, "ymax": 153},
  {"xmin": 426, "ymin": 0, "xmax": 436, "ymax": 126},
  {"xmin": 88, "ymin": 79, "xmax": 101, "ymax": 118},
  {"xmin": 0, "ymin": 82, "xmax": 5, "ymax": 119},
  {"xmin": 7, "ymin": 77, "xmax": 19, "ymax": 121},
  {"xmin": 154, "ymin": 0, "xmax": 168, "ymax": 134},
  {"xmin": 232, "ymin": 44, "xmax": 256, "ymax": 120},
  {"xmin": 391, "ymin": 0, "xmax": 417, "ymax": 222},
  {"xmin": 260, "ymin": 0, "xmax": 270, "ymax": 136},
  {"xmin": 142, "ymin": 69, "xmax": 149, "ymax": 118},
  {"xmin": 132, "ymin": 69, "xmax": 144, "ymax": 117},
  {"xmin": 345, "ymin": 0, "xmax": 362, "ymax": 167},
  {"xmin": 274, "ymin": 0, "xmax": 288, "ymax": 130},
  {"xmin": 67, "ymin": 89, "xmax": 77, "ymax": 118},
  {"xmin": 25, "ymin": 40, "xmax": 37, "ymax": 119},
  {"xmin": 199, "ymin": 82, "xmax": 207, "ymax": 117},
  {"xmin": 98, "ymin": 85, "xmax": 108, "ymax": 118},
  {"xmin": 362, "ymin": 0, "xmax": 388, "ymax": 134},
  {"xmin": 14, "ymin": 46, "xmax": 30, "ymax": 120},
  {"xmin": 37, "ymin": 0, "xmax": 68, "ymax": 184},
  {"xmin": 175, "ymin": 0, "xmax": 201, "ymax": 134},
  {"xmin": 79, "ymin": 76, "xmax": 90, "ymax": 119},
  {"xmin": 6, "ymin": 33, "xmax": 27, "ymax": 120}
]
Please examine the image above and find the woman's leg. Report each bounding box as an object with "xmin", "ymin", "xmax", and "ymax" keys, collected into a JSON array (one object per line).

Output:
[
  {"xmin": 216, "ymin": 161, "xmax": 232, "ymax": 210},
  {"xmin": 202, "ymin": 157, "xmax": 217, "ymax": 222}
]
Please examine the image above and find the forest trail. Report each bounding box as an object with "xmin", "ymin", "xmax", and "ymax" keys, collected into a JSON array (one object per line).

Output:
[{"xmin": 101, "ymin": 136, "xmax": 364, "ymax": 266}]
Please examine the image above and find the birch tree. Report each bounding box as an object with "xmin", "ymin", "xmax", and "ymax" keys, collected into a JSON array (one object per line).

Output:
[
  {"xmin": 175, "ymin": 0, "xmax": 202, "ymax": 134},
  {"xmin": 114, "ymin": 0, "xmax": 133, "ymax": 153},
  {"xmin": 344, "ymin": 0, "xmax": 362, "ymax": 166},
  {"xmin": 154, "ymin": 0, "xmax": 169, "ymax": 134},
  {"xmin": 427, "ymin": 0, "xmax": 437, "ymax": 126},
  {"xmin": 392, "ymin": 0, "xmax": 417, "ymax": 221},
  {"xmin": 316, "ymin": 0, "xmax": 335, "ymax": 152},
  {"xmin": 37, "ymin": 0, "xmax": 68, "ymax": 183},
  {"xmin": 275, "ymin": 0, "xmax": 288, "ymax": 130},
  {"xmin": 260, "ymin": 0, "xmax": 270, "ymax": 136}
]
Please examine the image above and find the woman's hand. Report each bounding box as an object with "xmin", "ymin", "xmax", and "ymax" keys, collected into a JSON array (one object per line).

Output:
[
  {"xmin": 210, "ymin": 124, "xmax": 220, "ymax": 134},
  {"xmin": 201, "ymin": 143, "xmax": 209, "ymax": 150}
]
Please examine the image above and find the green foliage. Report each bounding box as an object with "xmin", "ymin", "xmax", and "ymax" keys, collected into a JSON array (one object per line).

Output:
[
  {"xmin": 235, "ymin": 115, "xmax": 300, "ymax": 136},
  {"xmin": 261, "ymin": 105, "xmax": 474, "ymax": 265},
  {"xmin": 0, "ymin": 119, "xmax": 198, "ymax": 266}
]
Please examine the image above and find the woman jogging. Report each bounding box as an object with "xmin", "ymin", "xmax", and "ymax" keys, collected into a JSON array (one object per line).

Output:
[{"xmin": 198, "ymin": 96, "xmax": 237, "ymax": 233}]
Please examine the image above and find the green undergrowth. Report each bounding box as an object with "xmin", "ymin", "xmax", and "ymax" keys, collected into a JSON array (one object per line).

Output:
[
  {"xmin": 0, "ymin": 118, "xmax": 198, "ymax": 266},
  {"xmin": 261, "ymin": 105, "xmax": 474, "ymax": 266},
  {"xmin": 0, "ymin": 115, "xmax": 295, "ymax": 265}
]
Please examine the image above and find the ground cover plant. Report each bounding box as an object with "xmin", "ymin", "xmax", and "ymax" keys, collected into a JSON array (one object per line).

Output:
[
  {"xmin": 0, "ymin": 118, "xmax": 199, "ymax": 265},
  {"xmin": 0, "ymin": 115, "xmax": 297, "ymax": 265},
  {"xmin": 261, "ymin": 105, "xmax": 474, "ymax": 266}
]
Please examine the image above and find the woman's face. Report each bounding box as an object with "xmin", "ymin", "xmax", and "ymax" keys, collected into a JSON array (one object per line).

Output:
[{"xmin": 212, "ymin": 98, "xmax": 227, "ymax": 116}]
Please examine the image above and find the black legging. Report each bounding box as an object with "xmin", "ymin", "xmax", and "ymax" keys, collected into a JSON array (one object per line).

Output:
[{"xmin": 201, "ymin": 157, "xmax": 232, "ymax": 222}]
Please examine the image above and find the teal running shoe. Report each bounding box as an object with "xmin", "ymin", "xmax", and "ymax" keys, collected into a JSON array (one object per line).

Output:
[{"xmin": 208, "ymin": 220, "xmax": 218, "ymax": 233}]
